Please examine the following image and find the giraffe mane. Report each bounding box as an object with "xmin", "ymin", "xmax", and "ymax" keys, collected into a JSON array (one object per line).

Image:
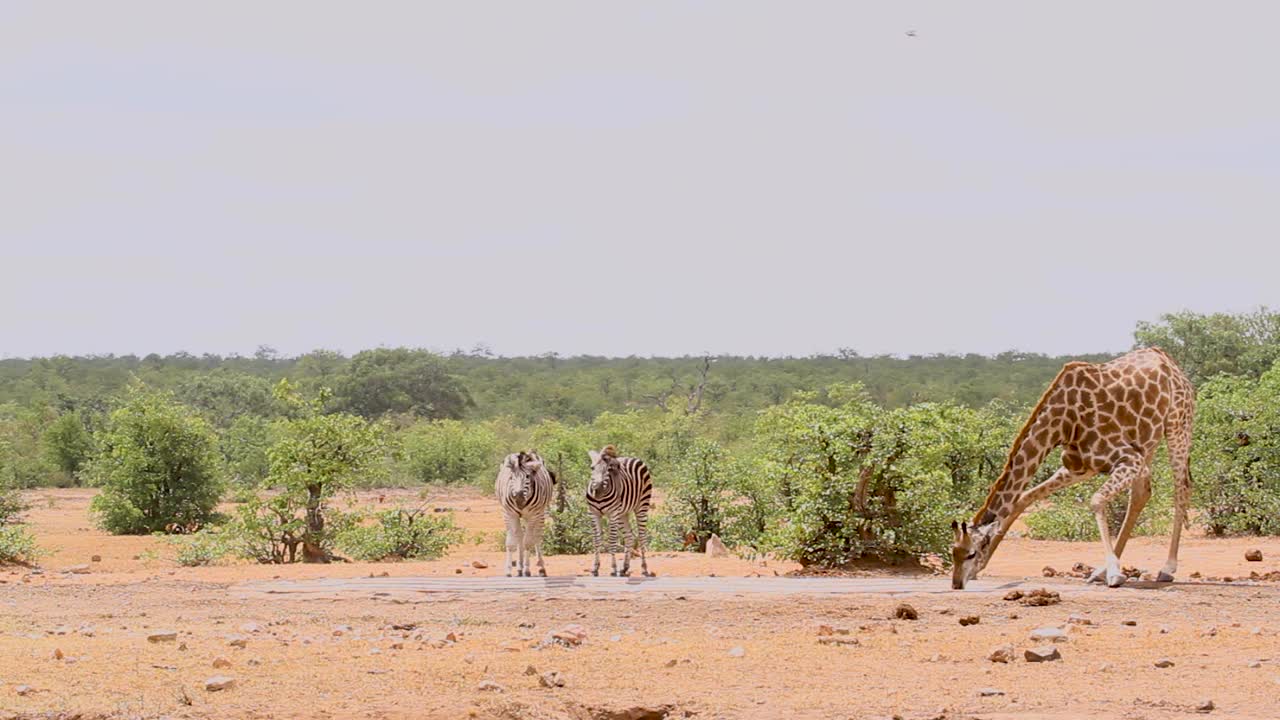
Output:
[{"xmin": 971, "ymin": 360, "xmax": 1087, "ymax": 526}]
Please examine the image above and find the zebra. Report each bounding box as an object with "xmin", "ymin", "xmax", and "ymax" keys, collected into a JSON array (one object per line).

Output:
[
  {"xmin": 495, "ymin": 450, "xmax": 555, "ymax": 577},
  {"xmin": 586, "ymin": 445, "xmax": 654, "ymax": 577}
]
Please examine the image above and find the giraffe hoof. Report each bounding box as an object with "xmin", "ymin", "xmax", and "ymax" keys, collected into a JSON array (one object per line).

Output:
[
  {"xmin": 1106, "ymin": 573, "xmax": 1127, "ymax": 588},
  {"xmin": 1086, "ymin": 568, "xmax": 1107, "ymax": 584},
  {"xmin": 1156, "ymin": 572, "xmax": 1174, "ymax": 583}
]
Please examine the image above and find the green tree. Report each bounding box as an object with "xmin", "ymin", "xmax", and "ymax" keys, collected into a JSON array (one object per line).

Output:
[
  {"xmin": 87, "ymin": 388, "xmax": 224, "ymax": 534},
  {"xmin": 1134, "ymin": 308, "xmax": 1280, "ymax": 385},
  {"xmin": 261, "ymin": 381, "xmax": 386, "ymax": 562},
  {"xmin": 175, "ymin": 370, "xmax": 277, "ymax": 427},
  {"xmin": 398, "ymin": 419, "xmax": 498, "ymax": 485},
  {"xmin": 43, "ymin": 410, "xmax": 95, "ymax": 481},
  {"xmin": 334, "ymin": 348, "xmax": 472, "ymax": 420}
]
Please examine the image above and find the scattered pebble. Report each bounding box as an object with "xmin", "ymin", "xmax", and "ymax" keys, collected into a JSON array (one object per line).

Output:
[
  {"xmin": 1245, "ymin": 549, "xmax": 1263, "ymax": 562},
  {"xmin": 539, "ymin": 671, "xmax": 565, "ymax": 688},
  {"xmin": 1121, "ymin": 620, "xmax": 1137, "ymax": 627},
  {"xmin": 894, "ymin": 603, "xmax": 919, "ymax": 620},
  {"xmin": 1024, "ymin": 646, "xmax": 1062, "ymax": 663},
  {"xmin": 15, "ymin": 685, "xmax": 34, "ymax": 696},
  {"xmin": 1154, "ymin": 658, "xmax": 1175, "ymax": 668},
  {"xmin": 476, "ymin": 680, "xmax": 504, "ymax": 693},
  {"xmin": 987, "ymin": 645, "xmax": 1014, "ymax": 664},
  {"xmin": 91, "ymin": 555, "xmax": 102, "ymax": 563},
  {"xmin": 1067, "ymin": 614, "xmax": 1093, "ymax": 626},
  {"xmin": 471, "ymin": 560, "xmax": 488, "ymax": 569},
  {"xmin": 147, "ymin": 631, "xmax": 178, "ymax": 643},
  {"xmin": 977, "ymin": 688, "xmax": 1005, "ymax": 697},
  {"xmin": 1196, "ymin": 699, "xmax": 1215, "ymax": 713},
  {"xmin": 959, "ymin": 616, "xmax": 980, "ymax": 627},
  {"xmin": 818, "ymin": 637, "xmax": 860, "ymax": 647},
  {"xmin": 213, "ymin": 657, "xmax": 232, "ymax": 669},
  {"xmin": 205, "ymin": 676, "xmax": 236, "ymax": 692},
  {"xmin": 1029, "ymin": 627, "xmax": 1068, "ymax": 643}
]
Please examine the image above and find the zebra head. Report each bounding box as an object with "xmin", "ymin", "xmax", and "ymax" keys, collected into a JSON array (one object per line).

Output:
[
  {"xmin": 507, "ymin": 451, "xmax": 543, "ymax": 500},
  {"xmin": 587, "ymin": 445, "xmax": 619, "ymax": 497}
]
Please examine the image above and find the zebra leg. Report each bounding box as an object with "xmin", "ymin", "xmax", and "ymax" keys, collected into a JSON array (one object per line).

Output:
[
  {"xmin": 590, "ymin": 511, "xmax": 604, "ymax": 577},
  {"xmin": 609, "ymin": 509, "xmax": 627, "ymax": 576},
  {"xmin": 504, "ymin": 513, "xmax": 520, "ymax": 578},
  {"xmin": 636, "ymin": 506, "xmax": 652, "ymax": 577},
  {"xmin": 514, "ymin": 518, "xmax": 528, "ymax": 577},
  {"xmin": 526, "ymin": 513, "xmax": 547, "ymax": 577},
  {"xmin": 617, "ymin": 511, "xmax": 635, "ymax": 577}
]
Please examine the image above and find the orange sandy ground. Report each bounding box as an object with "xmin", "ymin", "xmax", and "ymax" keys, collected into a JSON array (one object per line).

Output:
[{"xmin": 2, "ymin": 489, "xmax": 1280, "ymax": 720}]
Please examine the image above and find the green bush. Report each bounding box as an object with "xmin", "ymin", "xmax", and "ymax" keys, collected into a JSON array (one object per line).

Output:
[
  {"xmin": 335, "ymin": 506, "xmax": 462, "ymax": 561},
  {"xmin": 0, "ymin": 525, "xmax": 40, "ymax": 565},
  {"xmin": 43, "ymin": 410, "xmax": 95, "ymax": 482},
  {"xmin": 87, "ymin": 388, "xmax": 225, "ymax": 535},
  {"xmin": 169, "ymin": 528, "xmax": 233, "ymax": 567},
  {"xmin": 223, "ymin": 494, "xmax": 306, "ymax": 564},
  {"xmin": 399, "ymin": 419, "xmax": 498, "ymax": 485},
  {"xmin": 1023, "ymin": 458, "xmax": 1174, "ymax": 542},
  {"xmin": 650, "ymin": 439, "xmax": 775, "ymax": 552}
]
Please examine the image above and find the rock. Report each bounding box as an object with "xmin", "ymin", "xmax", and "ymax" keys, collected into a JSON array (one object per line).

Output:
[
  {"xmin": 476, "ymin": 680, "xmax": 504, "ymax": 693},
  {"xmin": 15, "ymin": 685, "xmax": 34, "ymax": 696},
  {"xmin": 227, "ymin": 635, "xmax": 248, "ymax": 648},
  {"xmin": 1021, "ymin": 588, "xmax": 1061, "ymax": 606},
  {"xmin": 1154, "ymin": 658, "xmax": 1176, "ymax": 668},
  {"xmin": 705, "ymin": 534, "xmax": 729, "ymax": 558},
  {"xmin": 77, "ymin": 624, "xmax": 95, "ymax": 637},
  {"xmin": 1121, "ymin": 620, "xmax": 1138, "ymax": 627},
  {"xmin": 178, "ymin": 642, "xmax": 188, "ymax": 651},
  {"xmin": 1030, "ymin": 627, "xmax": 1068, "ymax": 643},
  {"xmin": 547, "ymin": 624, "xmax": 588, "ymax": 647},
  {"xmin": 663, "ymin": 659, "xmax": 678, "ymax": 668},
  {"xmin": 987, "ymin": 645, "xmax": 1015, "ymax": 664},
  {"xmin": 332, "ymin": 625, "xmax": 351, "ymax": 637},
  {"xmin": 213, "ymin": 657, "xmax": 232, "ymax": 669},
  {"xmin": 63, "ymin": 564, "xmax": 91, "ymax": 575},
  {"xmin": 817, "ymin": 624, "xmax": 850, "ymax": 636},
  {"xmin": 1248, "ymin": 660, "xmax": 1262, "ymax": 668},
  {"xmin": 818, "ymin": 636, "xmax": 860, "ymax": 647},
  {"xmin": 1246, "ymin": 549, "xmax": 1263, "ymax": 562},
  {"xmin": 894, "ymin": 603, "xmax": 919, "ymax": 620},
  {"xmin": 1160, "ymin": 625, "xmax": 1173, "ymax": 634},
  {"xmin": 1024, "ymin": 646, "xmax": 1062, "ymax": 663},
  {"xmin": 240, "ymin": 622, "xmax": 262, "ymax": 634},
  {"xmin": 977, "ymin": 688, "xmax": 1005, "ymax": 697},
  {"xmin": 524, "ymin": 665, "xmax": 539, "ymax": 676},
  {"xmin": 1042, "ymin": 566, "xmax": 1057, "ymax": 577},
  {"xmin": 1196, "ymin": 699, "xmax": 1215, "ymax": 713},
  {"xmin": 959, "ymin": 616, "xmax": 980, "ymax": 626},
  {"xmin": 1067, "ymin": 614, "xmax": 1093, "ymax": 626},
  {"xmin": 471, "ymin": 560, "xmax": 488, "ymax": 569},
  {"xmin": 1003, "ymin": 590, "xmax": 1024, "ymax": 601},
  {"xmin": 205, "ymin": 676, "xmax": 236, "ymax": 692},
  {"xmin": 52, "ymin": 648, "xmax": 64, "ymax": 660},
  {"xmin": 91, "ymin": 555, "xmax": 102, "ymax": 563},
  {"xmin": 728, "ymin": 646, "xmax": 746, "ymax": 658},
  {"xmin": 539, "ymin": 671, "xmax": 565, "ymax": 688},
  {"xmin": 147, "ymin": 630, "xmax": 178, "ymax": 643}
]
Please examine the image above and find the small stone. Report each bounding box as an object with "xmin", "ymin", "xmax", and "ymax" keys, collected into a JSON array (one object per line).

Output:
[
  {"xmin": 1042, "ymin": 566, "xmax": 1056, "ymax": 577},
  {"xmin": 663, "ymin": 659, "xmax": 678, "ymax": 668},
  {"xmin": 538, "ymin": 671, "xmax": 565, "ymax": 688},
  {"xmin": 1196, "ymin": 700, "xmax": 1214, "ymax": 713},
  {"xmin": 178, "ymin": 641, "xmax": 188, "ymax": 651},
  {"xmin": 1245, "ymin": 549, "xmax": 1263, "ymax": 562},
  {"xmin": 332, "ymin": 626, "xmax": 351, "ymax": 637},
  {"xmin": 15, "ymin": 685, "xmax": 34, "ymax": 696},
  {"xmin": 476, "ymin": 680, "xmax": 504, "ymax": 693},
  {"xmin": 52, "ymin": 648, "xmax": 64, "ymax": 660},
  {"xmin": 987, "ymin": 645, "xmax": 1014, "ymax": 664},
  {"xmin": 817, "ymin": 636, "xmax": 860, "ymax": 647},
  {"xmin": 1020, "ymin": 588, "xmax": 1061, "ymax": 606},
  {"xmin": 91, "ymin": 555, "xmax": 102, "ymax": 562},
  {"xmin": 147, "ymin": 630, "xmax": 178, "ymax": 643},
  {"xmin": 205, "ymin": 676, "xmax": 236, "ymax": 692},
  {"xmin": 959, "ymin": 615, "xmax": 980, "ymax": 626},
  {"xmin": 1003, "ymin": 590, "xmax": 1024, "ymax": 601},
  {"xmin": 213, "ymin": 657, "xmax": 232, "ymax": 668},
  {"xmin": 1248, "ymin": 661, "xmax": 1262, "ymax": 669},
  {"xmin": 1154, "ymin": 658, "xmax": 1175, "ymax": 668},
  {"xmin": 978, "ymin": 688, "xmax": 1005, "ymax": 697},
  {"xmin": 227, "ymin": 635, "xmax": 248, "ymax": 648},
  {"xmin": 1024, "ymin": 646, "xmax": 1062, "ymax": 663},
  {"xmin": 524, "ymin": 665, "xmax": 538, "ymax": 676},
  {"xmin": 50, "ymin": 625, "xmax": 71, "ymax": 636},
  {"xmin": 894, "ymin": 603, "xmax": 919, "ymax": 620},
  {"xmin": 1067, "ymin": 614, "xmax": 1093, "ymax": 626},
  {"xmin": 1030, "ymin": 627, "xmax": 1068, "ymax": 643},
  {"xmin": 64, "ymin": 564, "xmax": 91, "ymax": 575},
  {"xmin": 471, "ymin": 560, "xmax": 488, "ymax": 569},
  {"xmin": 240, "ymin": 622, "xmax": 262, "ymax": 634},
  {"xmin": 1121, "ymin": 620, "xmax": 1137, "ymax": 627},
  {"xmin": 1160, "ymin": 625, "xmax": 1173, "ymax": 634},
  {"xmin": 728, "ymin": 646, "xmax": 746, "ymax": 657}
]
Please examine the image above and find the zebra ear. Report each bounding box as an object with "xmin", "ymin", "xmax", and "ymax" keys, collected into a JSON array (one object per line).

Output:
[
  {"xmin": 526, "ymin": 457, "xmax": 543, "ymax": 471},
  {"xmin": 588, "ymin": 450, "xmax": 601, "ymax": 465}
]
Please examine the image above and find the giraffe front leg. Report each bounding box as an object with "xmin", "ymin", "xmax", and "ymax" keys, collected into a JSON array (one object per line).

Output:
[
  {"xmin": 1090, "ymin": 461, "xmax": 1141, "ymax": 588},
  {"xmin": 1160, "ymin": 418, "xmax": 1194, "ymax": 583}
]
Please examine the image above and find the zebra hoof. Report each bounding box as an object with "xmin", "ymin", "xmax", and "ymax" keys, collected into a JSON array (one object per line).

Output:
[
  {"xmin": 590, "ymin": 570, "xmax": 598, "ymax": 577},
  {"xmin": 643, "ymin": 571, "xmax": 655, "ymax": 578},
  {"xmin": 538, "ymin": 569, "xmax": 547, "ymax": 577}
]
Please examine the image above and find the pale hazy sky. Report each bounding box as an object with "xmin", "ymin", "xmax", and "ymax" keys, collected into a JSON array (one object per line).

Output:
[{"xmin": 2, "ymin": 2, "xmax": 1277, "ymax": 358}]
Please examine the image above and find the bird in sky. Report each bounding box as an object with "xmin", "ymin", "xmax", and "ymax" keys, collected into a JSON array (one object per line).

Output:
[{"xmin": 906, "ymin": 29, "xmax": 917, "ymax": 37}]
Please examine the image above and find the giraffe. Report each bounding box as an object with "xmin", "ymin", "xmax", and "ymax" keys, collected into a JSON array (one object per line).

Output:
[{"xmin": 950, "ymin": 347, "xmax": 1195, "ymax": 589}]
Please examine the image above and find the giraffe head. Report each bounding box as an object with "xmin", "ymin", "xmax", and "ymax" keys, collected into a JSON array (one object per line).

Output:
[
  {"xmin": 950, "ymin": 520, "xmax": 1001, "ymax": 589},
  {"xmin": 587, "ymin": 445, "xmax": 620, "ymax": 497}
]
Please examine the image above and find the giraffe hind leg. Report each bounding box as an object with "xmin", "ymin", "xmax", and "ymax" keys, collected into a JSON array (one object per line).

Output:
[
  {"xmin": 1090, "ymin": 460, "xmax": 1142, "ymax": 588},
  {"xmin": 1087, "ymin": 467, "xmax": 1152, "ymax": 584},
  {"xmin": 1159, "ymin": 412, "xmax": 1194, "ymax": 582}
]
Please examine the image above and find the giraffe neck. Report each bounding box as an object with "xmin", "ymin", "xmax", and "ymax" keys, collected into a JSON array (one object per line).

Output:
[{"xmin": 973, "ymin": 406, "xmax": 1062, "ymax": 530}]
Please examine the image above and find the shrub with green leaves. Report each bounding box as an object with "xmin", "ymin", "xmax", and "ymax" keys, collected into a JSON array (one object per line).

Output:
[
  {"xmin": 169, "ymin": 528, "xmax": 233, "ymax": 567},
  {"xmin": 43, "ymin": 410, "xmax": 95, "ymax": 482},
  {"xmin": 0, "ymin": 525, "xmax": 41, "ymax": 565},
  {"xmin": 87, "ymin": 387, "xmax": 224, "ymax": 535},
  {"xmin": 398, "ymin": 419, "xmax": 498, "ymax": 485},
  {"xmin": 335, "ymin": 506, "xmax": 462, "ymax": 561}
]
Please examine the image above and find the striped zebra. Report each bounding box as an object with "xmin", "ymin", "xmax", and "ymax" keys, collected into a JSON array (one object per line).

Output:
[
  {"xmin": 586, "ymin": 445, "xmax": 654, "ymax": 577},
  {"xmin": 495, "ymin": 450, "xmax": 555, "ymax": 577}
]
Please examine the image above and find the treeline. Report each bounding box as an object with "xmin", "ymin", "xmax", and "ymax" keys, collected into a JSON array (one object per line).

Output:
[{"xmin": 3, "ymin": 308, "xmax": 1280, "ymax": 568}]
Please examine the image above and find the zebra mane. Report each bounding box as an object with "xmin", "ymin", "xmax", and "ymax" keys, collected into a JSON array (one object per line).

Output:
[{"xmin": 601, "ymin": 445, "xmax": 618, "ymax": 460}]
